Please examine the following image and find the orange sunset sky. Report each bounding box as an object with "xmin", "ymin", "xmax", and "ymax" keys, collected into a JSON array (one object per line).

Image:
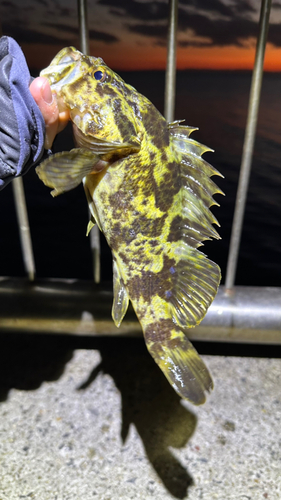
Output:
[{"xmin": 2, "ymin": 0, "xmax": 281, "ymax": 72}]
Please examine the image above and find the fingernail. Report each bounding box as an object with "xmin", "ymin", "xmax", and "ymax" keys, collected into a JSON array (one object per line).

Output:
[{"xmin": 42, "ymin": 81, "xmax": 53, "ymax": 104}]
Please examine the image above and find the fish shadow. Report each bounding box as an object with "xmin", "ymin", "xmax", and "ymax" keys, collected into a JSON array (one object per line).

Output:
[
  {"xmin": 0, "ymin": 333, "xmax": 73, "ymax": 402},
  {"xmin": 78, "ymin": 337, "xmax": 197, "ymax": 499}
]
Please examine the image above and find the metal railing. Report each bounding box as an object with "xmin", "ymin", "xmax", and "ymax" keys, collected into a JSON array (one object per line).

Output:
[
  {"xmin": 1, "ymin": 277, "xmax": 280, "ymax": 343},
  {"xmin": 1, "ymin": 0, "xmax": 280, "ymax": 343},
  {"xmin": 78, "ymin": 0, "xmax": 101, "ymax": 284},
  {"xmin": 225, "ymin": 0, "xmax": 272, "ymax": 290}
]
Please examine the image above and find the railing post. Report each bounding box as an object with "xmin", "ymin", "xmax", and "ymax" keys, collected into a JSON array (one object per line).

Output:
[
  {"xmin": 164, "ymin": 0, "xmax": 178, "ymax": 122},
  {"xmin": 225, "ymin": 0, "xmax": 272, "ymax": 290},
  {"xmin": 78, "ymin": 0, "xmax": 89, "ymax": 55},
  {"xmin": 77, "ymin": 0, "xmax": 101, "ymax": 284},
  {"xmin": 12, "ymin": 178, "xmax": 36, "ymax": 281}
]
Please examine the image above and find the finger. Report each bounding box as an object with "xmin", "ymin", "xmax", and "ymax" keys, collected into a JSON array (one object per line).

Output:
[
  {"xmin": 30, "ymin": 77, "xmax": 70, "ymax": 149},
  {"xmin": 30, "ymin": 77, "xmax": 59, "ymax": 149}
]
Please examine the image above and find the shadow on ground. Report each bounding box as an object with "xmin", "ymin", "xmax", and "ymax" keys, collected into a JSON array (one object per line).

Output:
[
  {"xmin": 1, "ymin": 334, "xmax": 280, "ymax": 498},
  {"xmin": 0, "ymin": 333, "xmax": 196, "ymax": 499},
  {"xmin": 0, "ymin": 333, "xmax": 73, "ymax": 402},
  {"xmin": 78, "ymin": 337, "xmax": 197, "ymax": 499}
]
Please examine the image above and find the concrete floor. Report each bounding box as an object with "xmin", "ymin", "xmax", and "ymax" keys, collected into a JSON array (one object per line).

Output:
[{"xmin": 0, "ymin": 334, "xmax": 280, "ymax": 500}]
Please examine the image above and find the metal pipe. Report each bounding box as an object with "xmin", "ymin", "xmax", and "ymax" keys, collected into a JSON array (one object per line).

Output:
[
  {"xmin": 0, "ymin": 279, "xmax": 280, "ymax": 344},
  {"xmin": 12, "ymin": 178, "xmax": 35, "ymax": 281},
  {"xmin": 77, "ymin": 0, "xmax": 89, "ymax": 55},
  {"xmin": 225, "ymin": 0, "xmax": 272, "ymax": 290},
  {"xmin": 164, "ymin": 0, "xmax": 178, "ymax": 122},
  {"xmin": 77, "ymin": 0, "xmax": 101, "ymax": 283},
  {"xmin": 195, "ymin": 286, "xmax": 281, "ymax": 344},
  {"xmin": 89, "ymin": 222, "xmax": 101, "ymax": 284}
]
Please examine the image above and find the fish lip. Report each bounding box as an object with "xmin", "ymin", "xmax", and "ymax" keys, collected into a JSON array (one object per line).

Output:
[
  {"xmin": 40, "ymin": 61, "xmax": 72, "ymax": 80},
  {"xmin": 40, "ymin": 47, "xmax": 83, "ymax": 85},
  {"xmin": 40, "ymin": 60, "xmax": 82, "ymax": 89}
]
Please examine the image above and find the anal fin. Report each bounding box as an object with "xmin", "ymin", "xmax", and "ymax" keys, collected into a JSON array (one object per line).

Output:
[
  {"xmin": 112, "ymin": 259, "xmax": 129, "ymax": 328},
  {"xmin": 83, "ymin": 180, "xmax": 102, "ymax": 231},
  {"xmin": 86, "ymin": 215, "xmax": 96, "ymax": 236}
]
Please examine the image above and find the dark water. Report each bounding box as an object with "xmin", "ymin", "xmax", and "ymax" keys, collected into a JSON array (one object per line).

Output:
[{"xmin": 1, "ymin": 70, "xmax": 281, "ymax": 286}]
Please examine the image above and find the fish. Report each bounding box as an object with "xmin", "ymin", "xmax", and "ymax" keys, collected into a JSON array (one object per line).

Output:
[{"xmin": 36, "ymin": 47, "xmax": 223, "ymax": 405}]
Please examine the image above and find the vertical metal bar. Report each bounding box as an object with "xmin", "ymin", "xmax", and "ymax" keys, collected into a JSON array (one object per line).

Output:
[
  {"xmin": 78, "ymin": 0, "xmax": 89, "ymax": 55},
  {"xmin": 164, "ymin": 0, "xmax": 178, "ymax": 122},
  {"xmin": 89, "ymin": 223, "xmax": 101, "ymax": 284},
  {"xmin": 12, "ymin": 178, "xmax": 36, "ymax": 281},
  {"xmin": 225, "ymin": 0, "xmax": 272, "ymax": 290},
  {"xmin": 77, "ymin": 0, "xmax": 101, "ymax": 283}
]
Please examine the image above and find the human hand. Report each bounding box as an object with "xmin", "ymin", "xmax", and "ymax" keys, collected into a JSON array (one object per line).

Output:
[
  {"xmin": 0, "ymin": 36, "xmax": 71, "ymax": 190},
  {"xmin": 29, "ymin": 77, "xmax": 70, "ymax": 150}
]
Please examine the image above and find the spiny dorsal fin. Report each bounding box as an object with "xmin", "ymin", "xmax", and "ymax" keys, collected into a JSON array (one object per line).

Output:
[
  {"xmin": 169, "ymin": 123, "xmax": 224, "ymax": 247},
  {"xmin": 169, "ymin": 123, "xmax": 223, "ymax": 178},
  {"xmin": 168, "ymin": 120, "xmax": 198, "ymax": 137},
  {"xmin": 166, "ymin": 124, "xmax": 223, "ymax": 327}
]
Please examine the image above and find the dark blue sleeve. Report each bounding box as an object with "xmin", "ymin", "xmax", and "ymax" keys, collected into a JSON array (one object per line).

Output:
[{"xmin": 0, "ymin": 36, "xmax": 45, "ymax": 190}]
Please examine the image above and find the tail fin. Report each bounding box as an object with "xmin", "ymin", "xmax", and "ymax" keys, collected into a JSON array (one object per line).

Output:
[{"xmin": 144, "ymin": 318, "xmax": 213, "ymax": 405}]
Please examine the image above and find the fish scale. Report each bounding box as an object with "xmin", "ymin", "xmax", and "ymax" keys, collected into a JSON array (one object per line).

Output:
[{"xmin": 36, "ymin": 47, "xmax": 223, "ymax": 405}]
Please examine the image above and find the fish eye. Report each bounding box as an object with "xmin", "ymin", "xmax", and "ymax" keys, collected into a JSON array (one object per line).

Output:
[{"xmin": 94, "ymin": 70, "xmax": 105, "ymax": 82}]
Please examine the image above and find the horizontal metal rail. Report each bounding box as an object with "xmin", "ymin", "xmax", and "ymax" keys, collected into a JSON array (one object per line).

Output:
[{"xmin": 0, "ymin": 278, "xmax": 280, "ymax": 344}]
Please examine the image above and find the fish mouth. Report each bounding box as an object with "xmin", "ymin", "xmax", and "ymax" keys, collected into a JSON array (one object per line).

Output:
[{"xmin": 40, "ymin": 47, "xmax": 83, "ymax": 89}]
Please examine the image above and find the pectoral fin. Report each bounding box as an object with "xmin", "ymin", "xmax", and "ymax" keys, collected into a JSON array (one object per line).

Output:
[
  {"xmin": 112, "ymin": 259, "xmax": 129, "ymax": 328},
  {"xmin": 36, "ymin": 148, "xmax": 106, "ymax": 197}
]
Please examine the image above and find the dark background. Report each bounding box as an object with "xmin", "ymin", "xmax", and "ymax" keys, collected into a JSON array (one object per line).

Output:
[{"xmin": 1, "ymin": 69, "xmax": 281, "ymax": 286}]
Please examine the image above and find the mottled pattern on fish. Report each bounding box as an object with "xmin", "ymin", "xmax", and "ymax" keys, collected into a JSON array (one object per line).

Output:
[{"xmin": 36, "ymin": 47, "xmax": 223, "ymax": 404}]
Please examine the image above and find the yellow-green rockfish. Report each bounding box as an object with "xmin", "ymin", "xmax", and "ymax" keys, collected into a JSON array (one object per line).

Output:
[{"xmin": 36, "ymin": 47, "xmax": 223, "ymax": 405}]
